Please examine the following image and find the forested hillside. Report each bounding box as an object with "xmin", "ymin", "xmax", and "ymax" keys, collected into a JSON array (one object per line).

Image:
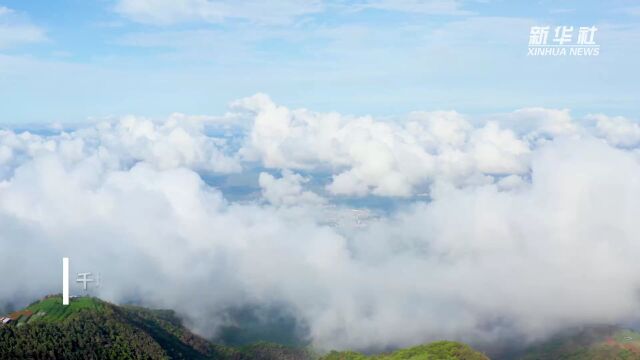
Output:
[{"xmin": 0, "ymin": 295, "xmax": 488, "ymax": 360}]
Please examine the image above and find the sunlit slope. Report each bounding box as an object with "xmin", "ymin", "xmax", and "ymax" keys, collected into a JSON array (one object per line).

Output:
[
  {"xmin": 321, "ymin": 341, "xmax": 489, "ymax": 360},
  {"xmin": 0, "ymin": 295, "xmax": 221, "ymax": 359},
  {"xmin": 23, "ymin": 295, "xmax": 105, "ymax": 322}
]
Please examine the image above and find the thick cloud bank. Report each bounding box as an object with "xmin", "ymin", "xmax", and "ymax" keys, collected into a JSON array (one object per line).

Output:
[{"xmin": 1, "ymin": 94, "xmax": 640, "ymax": 351}]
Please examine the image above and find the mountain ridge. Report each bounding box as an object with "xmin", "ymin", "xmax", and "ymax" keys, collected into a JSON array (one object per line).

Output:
[
  {"xmin": 0, "ymin": 295, "xmax": 489, "ymax": 359},
  {"xmin": 16, "ymin": 295, "xmax": 640, "ymax": 359}
]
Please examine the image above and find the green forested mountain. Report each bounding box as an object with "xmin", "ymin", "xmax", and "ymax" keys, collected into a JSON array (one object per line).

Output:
[
  {"xmin": 0, "ymin": 295, "xmax": 225, "ymax": 359},
  {"xmin": 321, "ymin": 341, "xmax": 489, "ymax": 360},
  {"xmin": 10, "ymin": 296, "xmax": 638, "ymax": 359},
  {"xmin": 0, "ymin": 295, "xmax": 486, "ymax": 360}
]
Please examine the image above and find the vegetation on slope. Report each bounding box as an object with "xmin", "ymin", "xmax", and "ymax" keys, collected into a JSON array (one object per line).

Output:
[
  {"xmin": 25, "ymin": 295, "xmax": 105, "ymax": 322},
  {"xmin": 237, "ymin": 341, "xmax": 315, "ymax": 360},
  {"xmin": 0, "ymin": 305, "xmax": 168, "ymax": 359},
  {"xmin": 321, "ymin": 341, "xmax": 489, "ymax": 360},
  {"xmin": 0, "ymin": 295, "xmax": 221, "ymax": 359},
  {"xmin": 0, "ymin": 295, "xmax": 488, "ymax": 360}
]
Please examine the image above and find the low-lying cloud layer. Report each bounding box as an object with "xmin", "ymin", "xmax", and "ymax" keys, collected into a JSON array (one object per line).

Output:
[{"xmin": 1, "ymin": 94, "xmax": 640, "ymax": 351}]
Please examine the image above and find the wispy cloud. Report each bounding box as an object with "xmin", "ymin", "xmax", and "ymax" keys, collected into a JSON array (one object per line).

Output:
[
  {"xmin": 621, "ymin": 6, "xmax": 640, "ymax": 16},
  {"xmin": 0, "ymin": 6, "xmax": 46, "ymax": 49},
  {"xmin": 351, "ymin": 0, "xmax": 471, "ymax": 15},
  {"xmin": 114, "ymin": 0, "xmax": 325, "ymax": 25}
]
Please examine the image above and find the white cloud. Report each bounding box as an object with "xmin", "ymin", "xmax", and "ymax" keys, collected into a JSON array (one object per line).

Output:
[
  {"xmin": 469, "ymin": 121, "xmax": 530, "ymax": 174},
  {"xmin": 0, "ymin": 114, "xmax": 241, "ymax": 181},
  {"xmin": 115, "ymin": 0, "xmax": 324, "ymax": 25},
  {"xmin": 500, "ymin": 108, "xmax": 579, "ymax": 139},
  {"xmin": 259, "ymin": 170, "xmax": 325, "ymax": 206},
  {"xmin": 236, "ymin": 94, "xmax": 531, "ymax": 197},
  {"xmin": 589, "ymin": 114, "xmax": 640, "ymax": 148},
  {"xmin": 0, "ymin": 6, "xmax": 46, "ymax": 49},
  {"xmin": 3, "ymin": 95, "xmax": 640, "ymax": 352}
]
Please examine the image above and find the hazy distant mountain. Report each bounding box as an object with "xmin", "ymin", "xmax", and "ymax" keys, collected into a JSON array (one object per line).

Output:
[{"xmin": 506, "ymin": 325, "xmax": 640, "ymax": 360}]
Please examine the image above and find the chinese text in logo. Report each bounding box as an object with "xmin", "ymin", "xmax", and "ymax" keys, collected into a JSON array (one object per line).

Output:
[{"xmin": 528, "ymin": 26, "xmax": 599, "ymax": 56}]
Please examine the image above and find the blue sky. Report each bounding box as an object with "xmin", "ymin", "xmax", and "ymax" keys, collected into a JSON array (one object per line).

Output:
[{"xmin": 0, "ymin": 0, "xmax": 639, "ymax": 123}]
